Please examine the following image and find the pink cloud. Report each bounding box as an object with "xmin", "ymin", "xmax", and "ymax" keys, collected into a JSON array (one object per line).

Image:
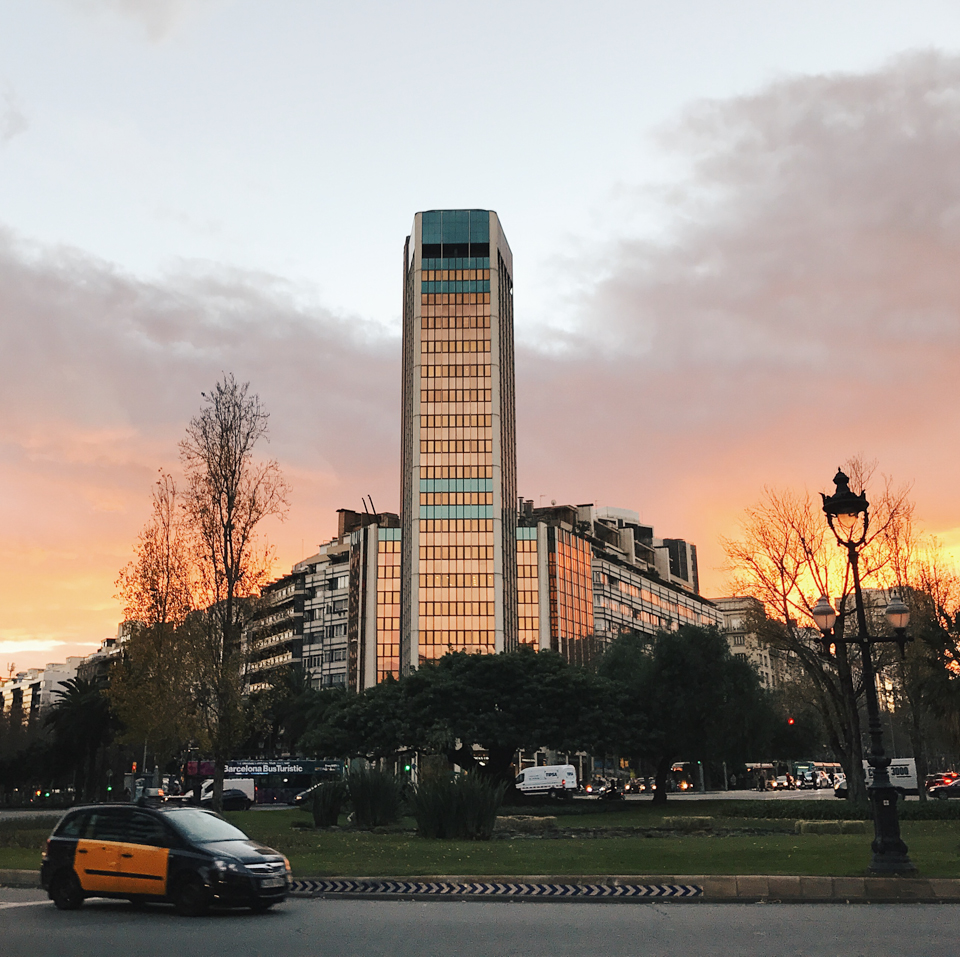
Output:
[{"xmin": 4, "ymin": 52, "xmax": 960, "ymax": 668}]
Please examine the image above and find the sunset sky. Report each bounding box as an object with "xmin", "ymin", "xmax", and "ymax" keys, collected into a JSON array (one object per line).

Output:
[{"xmin": 3, "ymin": 1, "xmax": 960, "ymax": 672}]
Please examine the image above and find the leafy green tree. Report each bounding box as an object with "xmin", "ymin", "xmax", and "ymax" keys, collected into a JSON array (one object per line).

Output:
[
  {"xmin": 598, "ymin": 626, "xmax": 774, "ymax": 804},
  {"xmin": 306, "ymin": 647, "xmax": 611, "ymax": 785},
  {"xmin": 301, "ymin": 677, "xmax": 408, "ymax": 761},
  {"xmin": 246, "ymin": 667, "xmax": 343, "ymax": 756},
  {"xmin": 404, "ymin": 647, "xmax": 612, "ymax": 783}
]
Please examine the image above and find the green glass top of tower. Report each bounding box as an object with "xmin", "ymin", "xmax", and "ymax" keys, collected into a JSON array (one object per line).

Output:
[
  {"xmin": 421, "ymin": 209, "xmax": 491, "ymax": 243},
  {"xmin": 420, "ymin": 209, "xmax": 495, "ymax": 265}
]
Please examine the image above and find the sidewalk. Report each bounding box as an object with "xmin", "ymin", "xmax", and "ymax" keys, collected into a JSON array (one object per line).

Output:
[{"xmin": 5, "ymin": 869, "xmax": 960, "ymax": 903}]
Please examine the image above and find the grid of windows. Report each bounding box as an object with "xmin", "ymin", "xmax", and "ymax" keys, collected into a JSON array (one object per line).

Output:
[
  {"xmin": 549, "ymin": 529, "xmax": 594, "ymax": 666},
  {"xmin": 376, "ymin": 538, "xmax": 401, "ymax": 681},
  {"xmin": 417, "ymin": 290, "xmax": 496, "ymax": 661},
  {"xmin": 592, "ymin": 567, "xmax": 719, "ymax": 632},
  {"xmin": 517, "ymin": 535, "xmax": 539, "ymax": 648},
  {"xmin": 421, "ymin": 362, "xmax": 490, "ymax": 379}
]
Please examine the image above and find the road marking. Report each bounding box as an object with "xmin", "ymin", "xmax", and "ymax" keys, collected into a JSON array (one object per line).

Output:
[{"xmin": 0, "ymin": 901, "xmax": 49, "ymax": 910}]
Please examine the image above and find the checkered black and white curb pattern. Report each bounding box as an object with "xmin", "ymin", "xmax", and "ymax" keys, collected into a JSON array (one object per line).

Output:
[{"xmin": 289, "ymin": 879, "xmax": 702, "ymax": 899}]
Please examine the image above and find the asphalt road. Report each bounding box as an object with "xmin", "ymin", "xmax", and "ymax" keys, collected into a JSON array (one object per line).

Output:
[{"xmin": 2, "ymin": 888, "xmax": 958, "ymax": 957}]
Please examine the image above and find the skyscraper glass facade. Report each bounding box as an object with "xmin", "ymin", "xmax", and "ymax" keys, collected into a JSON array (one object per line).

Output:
[
  {"xmin": 376, "ymin": 528, "xmax": 401, "ymax": 681},
  {"xmin": 548, "ymin": 527, "xmax": 595, "ymax": 667},
  {"xmin": 399, "ymin": 210, "xmax": 518, "ymax": 672},
  {"xmin": 516, "ymin": 526, "xmax": 540, "ymax": 648}
]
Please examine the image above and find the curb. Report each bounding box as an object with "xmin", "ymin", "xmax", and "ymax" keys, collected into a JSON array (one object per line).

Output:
[
  {"xmin": 290, "ymin": 879, "xmax": 701, "ymax": 901},
  {"xmin": 0, "ymin": 870, "xmax": 42, "ymax": 889},
  {"xmin": 289, "ymin": 874, "xmax": 960, "ymax": 904},
  {"xmin": 5, "ymin": 869, "xmax": 960, "ymax": 903}
]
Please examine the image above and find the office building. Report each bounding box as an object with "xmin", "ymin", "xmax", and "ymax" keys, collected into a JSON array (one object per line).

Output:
[
  {"xmin": 514, "ymin": 502, "xmax": 722, "ymax": 666},
  {"xmin": 240, "ymin": 210, "xmax": 721, "ymax": 690},
  {"xmin": 399, "ymin": 209, "xmax": 518, "ymax": 675}
]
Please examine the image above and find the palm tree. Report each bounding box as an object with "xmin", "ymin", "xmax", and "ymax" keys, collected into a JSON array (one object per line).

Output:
[{"xmin": 46, "ymin": 678, "xmax": 116, "ymax": 801}]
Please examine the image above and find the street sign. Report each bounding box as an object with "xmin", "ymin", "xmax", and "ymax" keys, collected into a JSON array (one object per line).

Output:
[{"xmin": 223, "ymin": 759, "xmax": 343, "ymax": 776}]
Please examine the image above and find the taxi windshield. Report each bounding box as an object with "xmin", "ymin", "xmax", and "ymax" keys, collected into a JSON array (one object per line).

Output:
[{"xmin": 166, "ymin": 809, "xmax": 249, "ymax": 844}]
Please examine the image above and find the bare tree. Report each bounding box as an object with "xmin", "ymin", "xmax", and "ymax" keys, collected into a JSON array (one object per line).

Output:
[
  {"xmin": 112, "ymin": 473, "xmax": 198, "ymax": 777},
  {"xmin": 179, "ymin": 375, "xmax": 289, "ymax": 810},
  {"xmin": 895, "ymin": 541, "xmax": 960, "ymax": 790},
  {"xmin": 722, "ymin": 459, "xmax": 914, "ymax": 803}
]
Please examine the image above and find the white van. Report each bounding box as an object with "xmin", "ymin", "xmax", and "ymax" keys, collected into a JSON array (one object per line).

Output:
[
  {"xmin": 514, "ymin": 765, "xmax": 578, "ymax": 798},
  {"xmin": 181, "ymin": 778, "xmax": 256, "ymax": 804},
  {"xmin": 865, "ymin": 758, "xmax": 918, "ymax": 795},
  {"xmin": 835, "ymin": 759, "xmax": 918, "ymax": 797}
]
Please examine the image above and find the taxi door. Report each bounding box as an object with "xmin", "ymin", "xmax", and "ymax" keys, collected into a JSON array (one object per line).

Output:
[
  {"xmin": 117, "ymin": 811, "xmax": 171, "ymax": 897},
  {"xmin": 75, "ymin": 808, "xmax": 131, "ymax": 894}
]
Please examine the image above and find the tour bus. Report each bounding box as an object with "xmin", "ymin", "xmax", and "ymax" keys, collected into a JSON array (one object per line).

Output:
[{"xmin": 793, "ymin": 761, "xmax": 842, "ymax": 789}]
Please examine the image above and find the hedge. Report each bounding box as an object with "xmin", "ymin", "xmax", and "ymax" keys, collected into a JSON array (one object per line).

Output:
[{"xmin": 721, "ymin": 800, "xmax": 960, "ymax": 821}]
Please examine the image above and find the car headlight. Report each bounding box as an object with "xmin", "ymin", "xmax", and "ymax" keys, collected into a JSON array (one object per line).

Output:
[{"xmin": 213, "ymin": 859, "xmax": 246, "ymax": 875}]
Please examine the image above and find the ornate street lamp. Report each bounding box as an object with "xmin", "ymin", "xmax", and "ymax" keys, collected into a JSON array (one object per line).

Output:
[{"xmin": 814, "ymin": 469, "xmax": 916, "ymax": 874}]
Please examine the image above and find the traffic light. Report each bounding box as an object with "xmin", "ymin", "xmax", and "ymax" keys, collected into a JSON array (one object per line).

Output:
[
  {"xmin": 404, "ymin": 764, "xmax": 412, "ymax": 772},
  {"xmin": 132, "ymin": 761, "xmax": 137, "ymax": 772},
  {"xmin": 787, "ymin": 717, "xmax": 795, "ymax": 725}
]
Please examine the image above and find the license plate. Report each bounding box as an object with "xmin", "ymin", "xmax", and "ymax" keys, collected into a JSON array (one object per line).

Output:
[{"xmin": 260, "ymin": 877, "xmax": 285, "ymax": 889}]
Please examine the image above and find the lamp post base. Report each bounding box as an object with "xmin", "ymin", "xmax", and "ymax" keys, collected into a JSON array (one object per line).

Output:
[{"xmin": 869, "ymin": 785, "xmax": 917, "ymax": 876}]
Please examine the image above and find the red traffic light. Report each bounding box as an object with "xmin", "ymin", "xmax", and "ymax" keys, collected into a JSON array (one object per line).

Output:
[{"xmin": 787, "ymin": 717, "xmax": 795, "ymax": 725}]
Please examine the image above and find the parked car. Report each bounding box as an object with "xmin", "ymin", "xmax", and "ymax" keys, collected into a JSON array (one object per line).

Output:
[
  {"xmin": 40, "ymin": 804, "xmax": 289, "ymax": 915},
  {"xmin": 182, "ymin": 778, "xmax": 256, "ymax": 810},
  {"xmin": 833, "ymin": 773, "xmax": 848, "ymax": 799},
  {"xmin": 201, "ymin": 788, "xmax": 253, "ymax": 812}
]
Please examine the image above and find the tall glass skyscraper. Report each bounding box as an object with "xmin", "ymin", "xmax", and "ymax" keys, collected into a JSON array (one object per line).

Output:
[{"xmin": 398, "ymin": 210, "xmax": 518, "ymax": 675}]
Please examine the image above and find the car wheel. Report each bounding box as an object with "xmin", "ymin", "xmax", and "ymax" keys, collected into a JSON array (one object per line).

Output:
[
  {"xmin": 50, "ymin": 869, "xmax": 84, "ymax": 911},
  {"xmin": 937, "ymin": 792, "xmax": 948, "ymax": 801},
  {"xmin": 173, "ymin": 876, "xmax": 210, "ymax": 917},
  {"xmin": 548, "ymin": 788, "xmax": 557, "ymax": 801}
]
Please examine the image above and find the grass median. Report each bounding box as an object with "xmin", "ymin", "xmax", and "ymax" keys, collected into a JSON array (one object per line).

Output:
[
  {"xmin": 4, "ymin": 802, "xmax": 959, "ymax": 879},
  {"xmin": 219, "ymin": 803, "xmax": 960, "ymax": 879}
]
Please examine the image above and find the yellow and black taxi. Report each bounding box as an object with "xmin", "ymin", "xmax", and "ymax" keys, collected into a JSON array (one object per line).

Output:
[{"xmin": 40, "ymin": 803, "xmax": 291, "ymax": 915}]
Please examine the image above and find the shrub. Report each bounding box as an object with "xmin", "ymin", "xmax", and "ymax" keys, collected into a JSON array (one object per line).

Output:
[
  {"xmin": 311, "ymin": 780, "xmax": 348, "ymax": 827},
  {"xmin": 410, "ymin": 774, "xmax": 507, "ymax": 840},
  {"xmin": 722, "ymin": 801, "xmax": 871, "ymax": 821},
  {"xmin": 668, "ymin": 816, "xmax": 714, "ymax": 832},
  {"xmin": 722, "ymin": 799, "xmax": 960, "ymax": 822},
  {"xmin": 346, "ymin": 768, "xmax": 405, "ymax": 828}
]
